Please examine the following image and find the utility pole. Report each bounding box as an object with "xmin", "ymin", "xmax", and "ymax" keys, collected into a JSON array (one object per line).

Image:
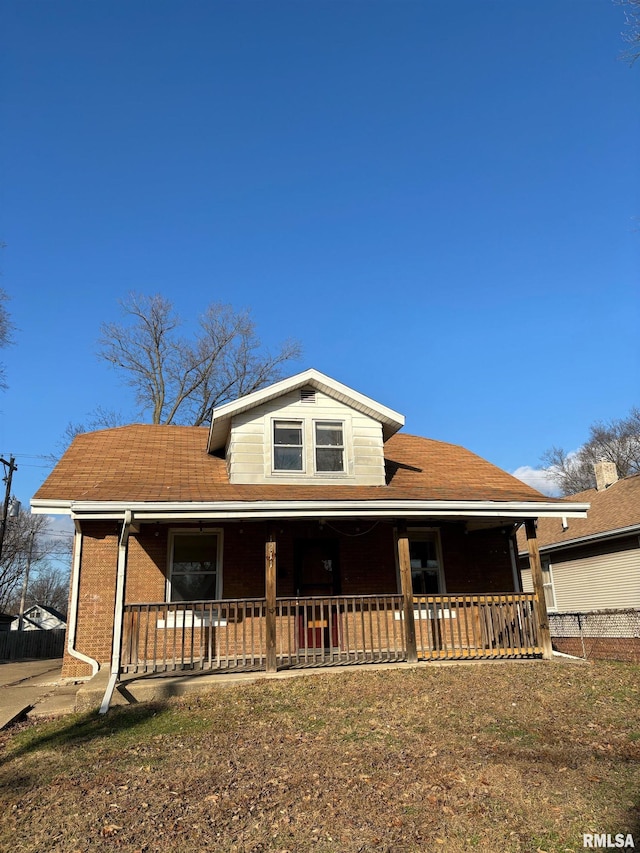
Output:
[
  {"xmin": 0, "ymin": 455, "xmax": 17, "ymax": 564},
  {"xmin": 17, "ymin": 529, "xmax": 35, "ymax": 631}
]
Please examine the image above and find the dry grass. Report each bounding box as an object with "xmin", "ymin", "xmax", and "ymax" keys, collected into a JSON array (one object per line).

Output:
[{"xmin": 0, "ymin": 660, "xmax": 639, "ymax": 852}]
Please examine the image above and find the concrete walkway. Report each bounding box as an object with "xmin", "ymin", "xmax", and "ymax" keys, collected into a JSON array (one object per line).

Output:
[{"xmin": 0, "ymin": 659, "xmax": 80, "ymax": 729}]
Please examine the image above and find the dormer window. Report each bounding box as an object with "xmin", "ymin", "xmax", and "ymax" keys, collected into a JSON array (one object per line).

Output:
[
  {"xmin": 315, "ymin": 422, "xmax": 344, "ymax": 472},
  {"xmin": 273, "ymin": 421, "xmax": 303, "ymax": 471}
]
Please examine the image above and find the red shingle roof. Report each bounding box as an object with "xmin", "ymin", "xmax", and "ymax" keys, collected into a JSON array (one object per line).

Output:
[{"xmin": 34, "ymin": 424, "xmax": 548, "ymax": 504}]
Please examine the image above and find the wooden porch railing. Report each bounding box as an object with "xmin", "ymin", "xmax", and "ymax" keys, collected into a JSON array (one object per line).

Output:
[
  {"xmin": 412, "ymin": 594, "xmax": 542, "ymax": 659},
  {"xmin": 121, "ymin": 598, "xmax": 267, "ymax": 674},
  {"xmin": 120, "ymin": 593, "xmax": 541, "ymax": 675},
  {"xmin": 275, "ymin": 595, "xmax": 406, "ymax": 666}
]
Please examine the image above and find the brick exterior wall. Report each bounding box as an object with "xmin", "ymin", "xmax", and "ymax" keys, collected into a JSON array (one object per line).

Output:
[
  {"xmin": 63, "ymin": 518, "xmax": 517, "ymax": 678},
  {"xmin": 440, "ymin": 525, "xmax": 515, "ymax": 593},
  {"xmin": 126, "ymin": 527, "xmax": 167, "ymax": 603},
  {"xmin": 63, "ymin": 521, "xmax": 120, "ymax": 678}
]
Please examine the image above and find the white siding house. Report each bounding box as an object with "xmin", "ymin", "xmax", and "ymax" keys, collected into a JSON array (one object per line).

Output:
[{"xmin": 519, "ymin": 468, "xmax": 640, "ymax": 613}]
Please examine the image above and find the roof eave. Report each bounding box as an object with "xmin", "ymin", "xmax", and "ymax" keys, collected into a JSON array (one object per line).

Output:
[
  {"xmin": 207, "ymin": 369, "xmax": 405, "ymax": 452},
  {"xmin": 518, "ymin": 522, "xmax": 640, "ymax": 557},
  {"xmin": 33, "ymin": 497, "xmax": 590, "ymax": 523}
]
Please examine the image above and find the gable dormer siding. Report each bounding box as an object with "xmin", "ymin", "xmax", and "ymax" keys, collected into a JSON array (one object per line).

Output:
[{"xmin": 226, "ymin": 389, "xmax": 386, "ymax": 486}]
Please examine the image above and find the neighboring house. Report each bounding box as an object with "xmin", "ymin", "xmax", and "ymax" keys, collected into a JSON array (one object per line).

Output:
[
  {"xmin": 0, "ymin": 612, "xmax": 13, "ymax": 632},
  {"xmin": 10, "ymin": 604, "xmax": 67, "ymax": 631},
  {"xmin": 519, "ymin": 465, "xmax": 640, "ymax": 613},
  {"xmin": 518, "ymin": 464, "xmax": 640, "ymax": 661},
  {"xmin": 32, "ymin": 370, "xmax": 588, "ymax": 705}
]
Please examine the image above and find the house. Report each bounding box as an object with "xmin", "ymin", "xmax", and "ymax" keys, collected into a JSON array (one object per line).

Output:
[
  {"xmin": 10, "ymin": 604, "xmax": 67, "ymax": 632},
  {"xmin": 32, "ymin": 370, "xmax": 589, "ymax": 709},
  {"xmin": 519, "ymin": 463, "xmax": 640, "ymax": 661}
]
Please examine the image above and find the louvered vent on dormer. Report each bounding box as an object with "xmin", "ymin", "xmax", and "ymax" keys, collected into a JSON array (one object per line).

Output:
[{"xmin": 300, "ymin": 387, "xmax": 316, "ymax": 404}]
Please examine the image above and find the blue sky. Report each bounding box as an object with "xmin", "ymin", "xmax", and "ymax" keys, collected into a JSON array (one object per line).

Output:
[{"xmin": 0, "ymin": 0, "xmax": 638, "ymax": 510}]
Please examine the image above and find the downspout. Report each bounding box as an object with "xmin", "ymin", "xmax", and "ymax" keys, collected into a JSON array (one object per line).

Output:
[
  {"xmin": 509, "ymin": 523, "xmax": 523, "ymax": 593},
  {"xmin": 99, "ymin": 510, "xmax": 132, "ymax": 714},
  {"xmin": 67, "ymin": 520, "xmax": 100, "ymax": 677}
]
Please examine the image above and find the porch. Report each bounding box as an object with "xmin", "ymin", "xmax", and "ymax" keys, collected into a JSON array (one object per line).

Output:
[
  {"xmin": 95, "ymin": 516, "xmax": 555, "ymax": 711},
  {"xmin": 120, "ymin": 592, "xmax": 543, "ymax": 674}
]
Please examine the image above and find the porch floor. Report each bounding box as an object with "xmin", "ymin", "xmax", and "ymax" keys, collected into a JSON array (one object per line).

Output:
[{"xmin": 77, "ymin": 655, "xmax": 560, "ymax": 713}]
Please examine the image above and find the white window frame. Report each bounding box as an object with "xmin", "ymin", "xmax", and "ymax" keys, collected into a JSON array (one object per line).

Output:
[
  {"xmin": 166, "ymin": 528, "xmax": 224, "ymax": 603},
  {"xmin": 272, "ymin": 419, "xmax": 305, "ymax": 474},
  {"xmin": 394, "ymin": 527, "xmax": 446, "ymax": 610},
  {"xmin": 269, "ymin": 416, "xmax": 353, "ymax": 478},
  {"xmin": 541, "ymin": 557, "xmax": 557, "ymax": 612},
  {"xmin": 407, "ymin": 528, "xmax": 446, "ymax": 596},
  {"xmin": 313, "ymin": 420, "xmax": 346, "ymax": 474}
]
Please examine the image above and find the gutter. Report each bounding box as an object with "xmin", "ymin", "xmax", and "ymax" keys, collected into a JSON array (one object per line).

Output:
[
  {"xmin": 32, "ymin": 498, "xmax": 591, "ymax": 522},
  {"xmin": 67, "ymin": 521, "xmax": 99, "ymax": 677},
  {"xmin": 518, "ymin": 523, "xmax": 640, "ymax": 557},
  {"xmin": 99, "ymin": 510, "xmax": 132, "ymax": 715}
]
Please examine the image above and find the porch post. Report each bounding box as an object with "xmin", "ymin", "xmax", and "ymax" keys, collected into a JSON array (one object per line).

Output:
[
  {"xmin": 99, "ymin": 510, "xmax": 133, "ymax": 714},
  {"xmin": 525, "ymin": 519, "xmax": 553, "ymax": 660},
  {"xmin": 265, "ymin": 527, "xmax": 277, "ymax": 673},
  {"xmin": 397, "ymin": 522, "xmax": 418, "ymax": 664}
]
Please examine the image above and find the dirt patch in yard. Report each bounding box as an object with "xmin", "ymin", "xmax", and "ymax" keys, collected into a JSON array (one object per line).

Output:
[{"xmin": 0, "ymin": 660, "xmax": 638, "ymax": 852}]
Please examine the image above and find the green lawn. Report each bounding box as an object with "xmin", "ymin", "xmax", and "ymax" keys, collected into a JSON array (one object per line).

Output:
[{"xmin": 1, "ymin": 660, "xmax": 638, "ymax": 852}]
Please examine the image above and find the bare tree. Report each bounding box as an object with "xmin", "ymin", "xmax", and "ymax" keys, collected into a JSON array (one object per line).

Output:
[
  {"xmin": 46, "ymin": 407, "xmax": 127, "ymax": 465},
  {"xmin": 5, "ymin": 563, "xmax": 70, "ymax": 617},
  {"xmin": 541, "ymin": 407, "xmax": 640, "ymax": 495},
  {"xmin": 0, "ymin": 286, "xmax": 14, "ymax": 389},
  {"xmin": 0, "ymin": 512, "xmax": 72, "ymax": 613},
  {"xmin": 98, "ymin": 293, "xmax": 302, "ymax": 426},
  {"xmin": 619, "ymin": 0, "xmax": 640, "ymax": 65}
]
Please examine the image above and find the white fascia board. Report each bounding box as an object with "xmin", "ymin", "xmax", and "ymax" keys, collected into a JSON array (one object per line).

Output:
[
  {"xmin": 60, "ymin": 498, "xmax": 589, "ymax": 523},
  {"xmin": 30, "ymin": 499, "xmax": 73, "ymax": 515},
  {"xmin": 207, "ymin": 368, "xmax": 405, "ymax": 452},
  {"xmin": 518, "ymin": 523, "xmax": 640, "ymax": 557}
]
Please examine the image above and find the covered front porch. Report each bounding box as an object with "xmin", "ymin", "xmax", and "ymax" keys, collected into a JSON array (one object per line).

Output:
[
  {"xmin": 106, "ymin": 511, "xmax": 553, "ymax": 697},
  {"xmin": 120, "ymin": 591, "xmax": 543, "ymax": 675}
]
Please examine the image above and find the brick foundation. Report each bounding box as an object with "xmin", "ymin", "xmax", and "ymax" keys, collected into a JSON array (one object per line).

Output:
[{"xmin": 552, "ymin": 636, "xmax": 640, "ymax": 663}]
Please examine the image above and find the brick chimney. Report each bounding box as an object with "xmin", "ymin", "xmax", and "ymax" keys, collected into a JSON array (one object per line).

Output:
[{"xmin": 594, "ymin": 460, "xmax": 618, "ymax": 491}]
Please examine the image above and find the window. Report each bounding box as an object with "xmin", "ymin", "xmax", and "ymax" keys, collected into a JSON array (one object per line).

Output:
[
  {"xmin": 273, "ymin": 421, "xmax": 303, "ymax": 471},
  {"xmin": 315, "ymin": 422, "xmax": 344, "ymax": 472},
  {"xmin": 541, "ymin": 559, "xmax": 557, "ymax": 611},
  {"xmin": 409, "ymin": 534, "xmax": 442, "ymax": 594},
  {"xmin": 169, "ymin": 533, "xmax": 219, "ymax": 601}
]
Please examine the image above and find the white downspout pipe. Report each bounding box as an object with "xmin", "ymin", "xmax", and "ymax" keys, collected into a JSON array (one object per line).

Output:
[
  {"xmin": 509, "ymin": 524, "xmax": 522, "ymax": 593},
  {"xmin": 99, "ymin": 510, "xmax": 132, "ymax": 714},
  {"xmin": 67, "ymin": 520, "xmax": 99, "ymax": 677}
]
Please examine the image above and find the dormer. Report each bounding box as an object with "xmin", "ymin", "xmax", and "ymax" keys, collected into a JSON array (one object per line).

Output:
[{"xmin": 207, "ymin": 369, "xmax": 404, "ymax": 486}]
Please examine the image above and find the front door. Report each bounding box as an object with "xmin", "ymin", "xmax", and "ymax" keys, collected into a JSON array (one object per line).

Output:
[
  {"xmin": 294, "ymin": 539, "xmax": 340, "ymax": 650},
  {"xmin": 295, "ymin": 538, "xmax": 341, "ymax": 597}
]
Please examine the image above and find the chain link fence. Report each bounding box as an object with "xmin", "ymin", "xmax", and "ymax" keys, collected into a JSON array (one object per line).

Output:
[{"xmin": 549, "ymin": 609, "xmax": 640, "ymax": 663}]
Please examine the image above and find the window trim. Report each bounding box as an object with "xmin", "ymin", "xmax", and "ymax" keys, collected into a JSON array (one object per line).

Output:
[
  {"xmin": 313, "ymin": 420, "xmax": 346, "ymax": 474},
  {"xmin": 396, "ymin": 527, "xmax": 446, "ymax": 596},
  {"xmin": 541, "ymin": 557, "xmax": 557, "ymax": 612},
  {"xmin": 269, "ymin": 416, "xmax": 352, "ymax": 478},
  {"xmin": 166, "ymin": 528, "xmax": 224, "ymax": 603},
  {"xmin": 272, "ymin": 419, "xmax": 305, "ymax": 474}
]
